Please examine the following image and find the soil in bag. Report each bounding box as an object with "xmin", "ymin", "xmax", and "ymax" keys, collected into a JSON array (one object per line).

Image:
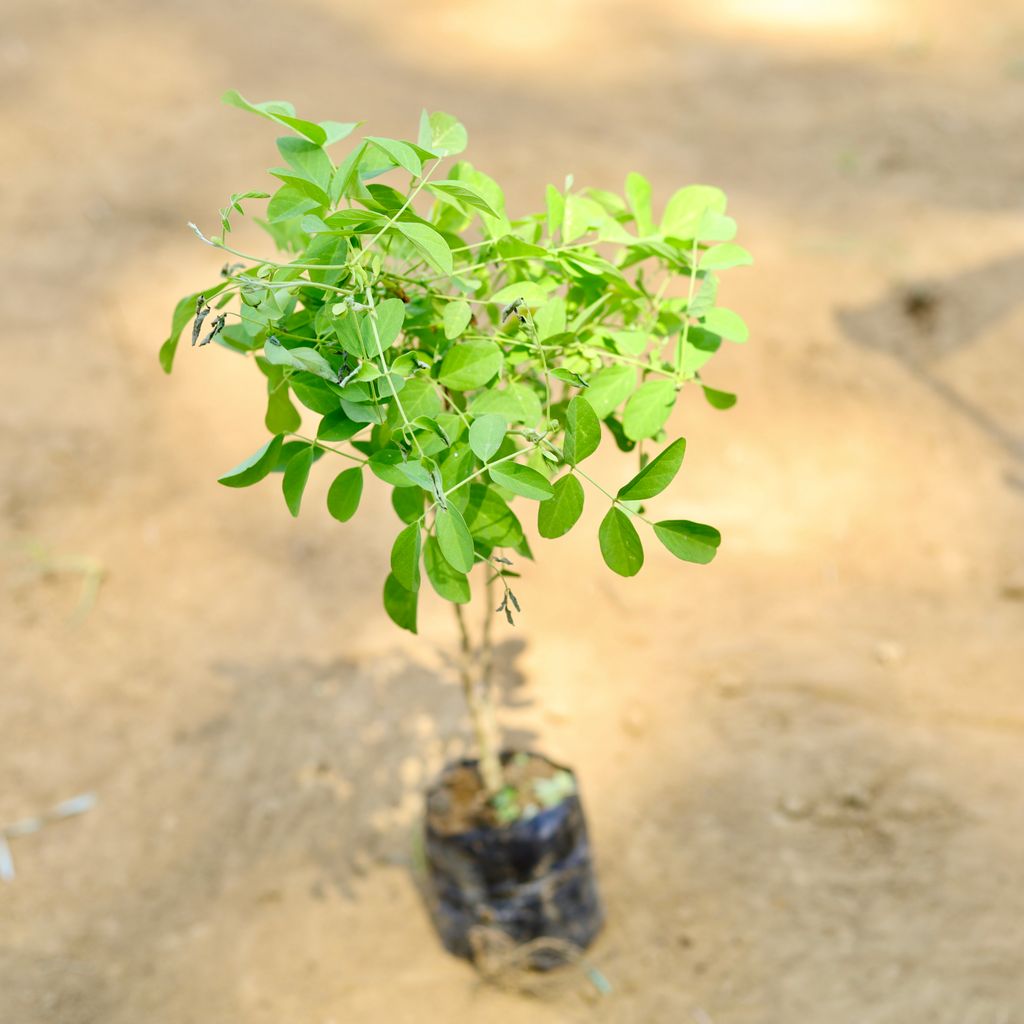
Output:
[{"xmin": 423, "ymin": 751, "xmax": 604, "ymax": 969}]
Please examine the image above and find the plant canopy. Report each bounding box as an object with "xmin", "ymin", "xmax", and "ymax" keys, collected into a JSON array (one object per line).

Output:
[{"xmin": 162, "ymin": 93, "xmax": 751, "ymax": 634}]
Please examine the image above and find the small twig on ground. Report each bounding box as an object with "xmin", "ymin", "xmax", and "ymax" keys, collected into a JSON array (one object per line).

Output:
[{"xmin": 1, "ymin": 793, "xmax": 97, "ymax": 882}]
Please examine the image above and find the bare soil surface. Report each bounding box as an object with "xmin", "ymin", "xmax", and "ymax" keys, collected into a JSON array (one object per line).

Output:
[{"xmin": 3, "ymin": 1, "xmax": 1024, "ymax": 1021}]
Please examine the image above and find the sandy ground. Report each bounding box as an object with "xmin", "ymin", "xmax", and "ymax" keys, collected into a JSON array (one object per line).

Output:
[{"xmin": 3, "ymin": 1, "xmax": 1024, "ymax": 1021}]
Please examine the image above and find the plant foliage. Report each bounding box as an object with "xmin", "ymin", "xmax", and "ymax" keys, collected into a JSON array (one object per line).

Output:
[{"xmin": 162, "ymin": 94, "xmax": 751, "ymax": 631}]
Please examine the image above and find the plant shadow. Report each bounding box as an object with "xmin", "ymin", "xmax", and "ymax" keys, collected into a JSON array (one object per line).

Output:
[{"xmin": 192, "ymin": 639, "xmax": 536, "ymax": 898}]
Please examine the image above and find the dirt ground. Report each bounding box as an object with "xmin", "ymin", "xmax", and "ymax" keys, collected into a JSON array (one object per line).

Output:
[{"xmin": 3, "ymin": 1, "xmax": 1024, "ymax": 1021}]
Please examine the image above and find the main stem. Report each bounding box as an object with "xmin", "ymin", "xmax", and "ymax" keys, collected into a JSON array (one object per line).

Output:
[{"xmin": 453, "ymin": 596, "xmax": 503, "ymax": 796}]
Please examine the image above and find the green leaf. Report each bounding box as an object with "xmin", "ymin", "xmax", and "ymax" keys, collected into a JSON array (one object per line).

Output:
[
  {"xmin": 267, "ymin": 185, "xmax": 322, "ymax": 224},
  {"xmin": 584, "ymin": 364, "xmax": 635, "ymax": 419},
  {"xmin": 618, "ymin": 438, "xmax": 687, "ymax": 500},
  {"xmin": 443, "ymin": 299, "xmax": 473, "ymax": 340},
  {"xmin": 393, "ymin": 378, "xmax": 442, "ymax": 421},
  {"xmin": 599, "ymin": 507, "xmax": 644, "ymax": 577},
  {"xmin": 654, "ymin": 519, "xmax": 721, "ymax": 564},
  {"xmin": 697, "ymin": 210, "xmax": 737, "ymax": 242},
  {"xmin": 317, "ymin": 408, "xmax": 362, "ymax": 442},
  {"xmin": 468, "ymin": 414, "xmax": 506, "ymax": 463},
  {"xmin": 688, "ymin": 273, "xmax": 718, "ymax": 318},
  {"xmin": 470, "ymin": 383, "xmax": 543, "ymax": 426},
  {"xmin": 563, "ymin": 396, "xmax": 600, "ymax": 464},
  {"xmin": 533, "ymin": 297, "xmax": 566, "ymax": 340},
  {"xmin": 681, "ymin": 326, "xmax": 722, "ymax": 374},
  {"xmin": 383, "ymin": 572, "xmax": 418, "ymax": 633},
  {"xmin": 700, "ymin": 244, "xmax": 753, "ymax": 271},
  {"xmin": 496, "ymin": 238, "xmax": 546, "ymax": 262},
  {"xmin": 276, "ymin": 136, "xmax": 334, "ymax": 195},
  {"xmin": 371, "ymin": 297, "xmax": 407, "ymax": 350},
  {"xmin": 424, "ymin": 536, "xmax": 471, "ymax": 603},
  {"xmin": 546, "ymin": 184, "xmax": 565, "ymax": 237},
  {"xmin": 489, "ymin": 462, "xmax": 554, "ymax": 501},
  {"xmin": 622, "ymin": 379, "xmax": 677, "ymax": 441},
  {"xmin": 321, "ymin": 120, "xmax": 361, "ymax": 145},
  {"xmin": 661, "ymin": 185, "xmax": 727, "ymax": 239},
  {"xmin": 603, "ymin": 415, "xmax": 636, "ymax": 453},
  {"xmin": 463, "ymin": 485, "xmax": 524, "ymax": 548},
  {"xmin": 282, "ymin": 445, "xmax": 315, "ymax": 516},
  {"xmin": 330, "ymin": 142, "xmax": 373, "ymax": 206},
  {"xmin": 221, "ymin": 90, "xmax": 329, "ymax": 144},
  {"xmin": 390, "ymin": 524, "xmax": 422, "ymax": 592},
  {"xmin": 393, "ymin": 221, "xmax": 453, "ymax": 276},
  {"xmin": 392, "ymin": 486, "xmax": 425, "ymax": 525},
  {"xmin": 291, "ymin": 376, "xmax": 341, "ymax": 414},
  {"xmin": 702, "ymin": 386, "xmax": 737, "ymax": 410},
  {"xmin": 266, "ymin": 384, "xmax": 302, "ymax": 434},
  {"xmin": 702, "ymin": 307, "xmax": 749, "ymax": 342},
  {"xmin": 438, "ymin": 339, "xmax": 502, "ymax": 391},
  {"xmin": 218, "ymin": 435, "xmax": 284, "ymax": 488},
  {"xmin": 369, "ymin": 450, "xmax": 425, "ymax": 487},
  {"xmin": 435, "ymin": 505, "xmax": 475, "ymax": 573},
  {"xmin": 264, "ymin": 341, "xmax": 335, "ymax": 380},
  {"xmin": 326, "ymin": 467, "xmax": 363, "ymax": 521},
  {"xmin": 428, "ymin": 180, "xmax": 498, "ymax": 217},
  {"xmin": 625, "ymin": 172, "xmax": 654, "ymax": 235},
  {"xmin": 562, "ymin": 195, "xmax": 607, "ymax": 244},
  {"xmin": 366, "ymin": 136, "xmax": 423, "ymax": 176},
  {"xmin": 489, "ymin": 281, "xmax": 554, "ymax": 306},
  {"xmin": 537, "ymin": 474, "xmax": 584, "ymax": 539},
  {"xmin": 418, "ymin": 111, "xmax": 468, "ymax": 156}
]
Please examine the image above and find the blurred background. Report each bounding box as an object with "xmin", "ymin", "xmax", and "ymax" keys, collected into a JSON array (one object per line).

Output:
[{"xmin": 2, "ymin": 0, "xmax": 1024, "ymax": 1020}]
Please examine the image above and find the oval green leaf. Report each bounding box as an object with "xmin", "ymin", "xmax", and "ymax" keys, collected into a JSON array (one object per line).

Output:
[
  {"xmin": 218, "ymin": 435, "xmax": 284, "ymax": 488},
  {"xmin": 622, "ymin": 379, "xmax": 677, "ymax": 441},
  {"xmin": 282, "ymin": 445, "xmax": 315, "ymax": 517},
  {"xmin": 489, "ymin": 462, "xmax": 554, "ymax": 501},
  {"xmin": 435, "ymin": 504, "xmax": 475, "ymax": 573},
  {"xmin": 563, "ymin": 396, "xmax": 600, "ymax": 464},
  {"xmin": 326, "ymin": 467, "xmax": 363, "ymax": 522},
  {"xmin": 699, "ymin": 243, "xmax": 753, "ymax": 271},
  {"xmin": 617, "ymin": 438, "xmax": 687, "ymax": 501},
  {"xmin": 372, "ymin": 297, "xmax": 407, "ymax": 349},
  {"xmin": 390, "ymin": 524, "xmax": 422, "ymax": 592},
  {"xmin": 702, "ymin": 386, "xmax": 737, "ymax": 410},
  {"xmin": 438, "ymin": 339, "xmax": 502, "ymax": 391},
  {"xmin": 537, "ymin": 474, "xmax": 584, "ymax": 539},
  {"xmin": 702, "ymin": 307, "xmax": 749, "ymax": 343},
  {"xmin": 424, "ymin": 535, "xmax": 471, "ymax": 604},
  {"xmin": 318, "ymin": 408, "xmax": 362, "ymax": 442},
  {"xmin": 468, "ymin": 414, "xmax": 507, "ymax": 463},
  {"xmin": 394, "ymin": 221, "xmax": 453, "ymax": 276},
  {"xmin": 383, "ymin": 572, "xmax": 418, "ymax": 633},
  {"xmin": 584, "ymin": 364, "xmax": 635, "ymax": 420},
  {"xmin": 463, "ymin": 485, "xmax": 524, "ymax": 549},
  {"xmin": 653, "ymin": 519, "xmax": 721, "ymax": 565},
  {"xmin": 443, "ymin": 299, "xmax": 473, "ymax": 340},
  {"xmin": 470, "ymin": 383, "xmax": 543, "ymax": 426},
  {"xmin": 598, "ymin": 507, "xmax": 644, "ymax": 577}
]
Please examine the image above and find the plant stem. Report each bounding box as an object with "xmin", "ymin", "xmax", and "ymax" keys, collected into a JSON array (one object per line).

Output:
[{"xmin": 453, "ymin": 601, "xmax": 503, "ymax": 796}]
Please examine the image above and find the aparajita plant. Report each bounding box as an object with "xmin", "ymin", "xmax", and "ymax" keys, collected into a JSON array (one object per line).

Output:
[{"xmin": 162, "ymin": 93, "xmax": 750, "ymax": 751}]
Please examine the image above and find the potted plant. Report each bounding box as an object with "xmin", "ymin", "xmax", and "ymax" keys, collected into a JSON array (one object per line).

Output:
[{"xmin": 160, "ymin": 92, "xmax": 750, "ymax": 968}]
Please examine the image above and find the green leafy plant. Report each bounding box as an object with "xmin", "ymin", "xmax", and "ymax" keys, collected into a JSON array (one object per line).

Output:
[{"xmin": 162, "ymin": 93, "xmax": 751, "ymax": 802}]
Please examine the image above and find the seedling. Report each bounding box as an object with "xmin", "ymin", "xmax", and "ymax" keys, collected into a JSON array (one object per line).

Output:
[{"xmin": 162, "ymin": 93, "xmax": 751, "ymax": 808}]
